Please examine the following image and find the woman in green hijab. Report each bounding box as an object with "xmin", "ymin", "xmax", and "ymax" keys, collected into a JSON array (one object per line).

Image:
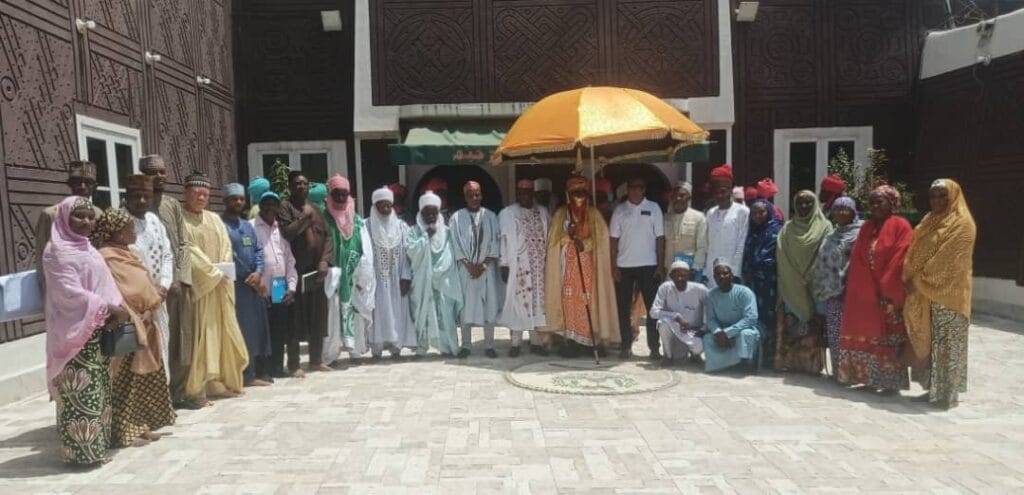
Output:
[{"xmin": 775, "ymin": 190, "xmax": 833, "ymax": 374}]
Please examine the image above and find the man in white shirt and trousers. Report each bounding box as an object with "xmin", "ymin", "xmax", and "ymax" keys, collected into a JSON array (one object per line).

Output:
[
  {"xmin": 650, "ymin": 260, "xmax": 708, "ymax": 366},
  {"xmin": 609, "ymin": 177, "xmax": 665, "ymax": 360},
  {"xmin": 704, "ymin": 164, "xmax": 749, "ymax": 288}
]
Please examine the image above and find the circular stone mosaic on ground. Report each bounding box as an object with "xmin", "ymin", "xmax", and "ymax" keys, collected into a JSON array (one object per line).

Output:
[{"xmin": 504, "ymin": 361, "xmax": 679, "ymax": 395}]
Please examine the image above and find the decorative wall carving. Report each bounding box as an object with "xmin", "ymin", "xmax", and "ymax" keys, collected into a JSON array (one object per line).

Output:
[
  {"xmin": 911, "ymin": 53, "xmax": 1024, "ymax": 280},
  {"xmin": 0, "ymin": 0, "xmax": 236, "ymax": 342},
  {"xmin": 371, "ymin": 0, "xmax": 719, "ymax": 105}
]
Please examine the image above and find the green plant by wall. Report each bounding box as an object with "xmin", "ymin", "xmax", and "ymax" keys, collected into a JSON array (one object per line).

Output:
[
  {"xmin": 828, "ymin": 147, "xmax": 916, "ymax": 214},
  {"xmin": 268, "ymin": 158, "xmax": 290, "ymax": 201}
]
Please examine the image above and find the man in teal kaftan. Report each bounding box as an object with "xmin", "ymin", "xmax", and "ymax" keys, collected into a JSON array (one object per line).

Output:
[
  {"xmin": 405, "ymin": 192, "xmax": 463, "ymax": 356},
  {"xmin": 703, "ymin": 258, "xmax": 762, "ymax": 372}
]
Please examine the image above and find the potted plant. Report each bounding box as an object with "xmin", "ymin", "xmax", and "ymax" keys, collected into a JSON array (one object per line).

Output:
[{"xmin": 828, "ymin": 147, "xmax": 921, "ymax": 225}]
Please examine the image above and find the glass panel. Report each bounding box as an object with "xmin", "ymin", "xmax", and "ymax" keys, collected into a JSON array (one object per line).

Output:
[
  {"xmin": 789, "ymin": 141, "xmax": 817, "ymax": 205},
  {"xmin": 261, "ymin": 154, "xmax": 289, "ymax": 178},
  {"xmin": 93, "ymin": 189, "xmax": 113, "ymax": 210},
  {"xmin": 115, "ymin": 143, "xmax": 133, "ymax": 185},
  {"xmin": 827, "ymin": 140, "xmax": 855, "ymax": 164},
  {"xmin": 86, "ymin": 137, "xmax": 109, "ymax": 188},
  {"xmin": 300, "ymin": 153, "xmax": 329, "ymax": 184}
]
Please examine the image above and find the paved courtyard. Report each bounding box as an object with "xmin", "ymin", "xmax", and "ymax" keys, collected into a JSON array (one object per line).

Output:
[{"xmin": 0, "ymin": 315, "xmax": 1022, "ymax": 494}]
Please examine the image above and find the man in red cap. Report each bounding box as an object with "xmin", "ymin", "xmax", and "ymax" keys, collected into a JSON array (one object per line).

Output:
[
  {"xmin": 819, "ymin": 174, "xmax": 847, "ymax": 211},
  {"xmin": 450, "ymin": 181, "xmax": 502, "ymax": 358},
  {"xmin": 498, "ymin": 179, "xmax": 551, "ymax": 357},
  {"xmin": 595, "ymin": 177, "xmax": 614, "ymax": 223},
  {"xmin": 756, "ymin": 178, "xmax": 785, "ymax": 221},
  {"xmin": 704, "ymin": 164, "xmax": 749, "ymax": 288}
]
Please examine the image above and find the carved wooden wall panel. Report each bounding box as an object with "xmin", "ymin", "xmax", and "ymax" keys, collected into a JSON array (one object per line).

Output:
[
  {"xmin": 153, "ymin": 73, "xmax": 199, "ymax": 182},
  {"xmin": 611, "ymin": 0, "xmax": 717, "ymax": 96},
  {"xmin": 0, "ymin": 0, "xmax": 235, "ymax": 342},
  {"xmin": 911, "ymin": 53, "xmax": 1024, "ymax": 280},
  {"xmin": 731, "ymin": 0, "xmax": 948, "ymax": 185},
  {"xmin": 491, "ymin": 1, "xmax": 600, "ymax": 101},
  {"xmin": 234, "ymin": 0, "xmax": 355, "ymax": 166},
  {"xmin": 371, "ymin": 0, "xmax": 719, "ymax": 105},
  {"xmin": 196, "ymin": 0, "xmax": 232, "ymax": 92}
]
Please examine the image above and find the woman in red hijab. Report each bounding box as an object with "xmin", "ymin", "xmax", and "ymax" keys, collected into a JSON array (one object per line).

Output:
[{"xmin": 837, "ymin": 185, "xmax": 912, "ymax": 393}]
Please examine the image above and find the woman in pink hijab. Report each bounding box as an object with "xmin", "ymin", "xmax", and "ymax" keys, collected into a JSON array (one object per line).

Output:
[{"xmin": 42, "ymin": 196, "xmax": 130, "ymax": 465}]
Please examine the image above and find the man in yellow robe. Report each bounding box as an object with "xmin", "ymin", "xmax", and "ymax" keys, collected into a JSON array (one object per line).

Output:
[
  {"xmin": 541, "ymin": 175, "xmax": 620, "ymax": 357},
  {"xmin": 181, "ymin": 171, "xmax": 249, "ymax": 406}
]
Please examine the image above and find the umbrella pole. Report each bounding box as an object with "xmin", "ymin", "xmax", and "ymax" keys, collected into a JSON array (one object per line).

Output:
[
  {"xmin": 590, "ymin": 146, "xmax": 596, "ymax": 206},
  {"xmin": 572, "ymin": 238, "xmax": 601, "ymax": 365}
]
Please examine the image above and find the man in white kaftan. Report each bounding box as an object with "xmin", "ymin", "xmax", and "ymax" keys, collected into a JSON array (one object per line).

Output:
[
  {"xmin": 705, "ymin": 165, "xmax": 748, "ymax": 288},
  {"xmin": 367, "ymin": 187, "xmax": 416, "ymax": 357},
  {"xmin": 449, "ymin": 181, "xmax": 503, "ymax": 359},
  {"xmin": 498, "ymin": 179, "xmax": 550, "ymax": 357},
  {"xmin": 649, "ymin": 260, "xmax": 707, "ymax": 365},
  {"xmin": 125, "ymin": 174, "xmax": 174, "ymax": 381},
  {"xmin": 406, "ymin": 192, "xmax": 463, "ymax": 356}
]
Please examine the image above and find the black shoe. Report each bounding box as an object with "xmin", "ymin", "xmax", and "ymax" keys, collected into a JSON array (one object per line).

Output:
[
  {"xmin": 509, "ymin": 346, "xmax": 521, "ymax": 358},
  {"xmin": 173, "ymin": 400, "xmax": 203, "ymax": 411},
  {"xmin": 457, "ymin": 348, "xmax": 471, "ymax": 359},
  {"xmin": 485, "ymin": 348, "xmax": 498, "ymax": 359},
  {"xmin": 649, "ymin": 350, "xmax": 662, "ymax": 361},
  {"xmin": 529, "ymin": 345, "xmax": 548, "ymax": 356},
  {"xmin": 618, "ymin": 348, "xmax": 632, "ymax": 360},
  {"xmin": 596, "ymin": 346, "xmax": 608, "ymax": 358}
]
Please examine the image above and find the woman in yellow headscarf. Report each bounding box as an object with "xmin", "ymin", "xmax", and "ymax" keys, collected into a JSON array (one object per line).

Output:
[{"xmin": 903, "ymin": 179, "xmax": 976, "ymax": 409}]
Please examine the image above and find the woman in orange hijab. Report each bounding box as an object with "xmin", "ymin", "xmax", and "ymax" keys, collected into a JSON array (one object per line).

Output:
[{"xmin": 903, "ymin": 179, "xmax": 976, "ymax": 409}]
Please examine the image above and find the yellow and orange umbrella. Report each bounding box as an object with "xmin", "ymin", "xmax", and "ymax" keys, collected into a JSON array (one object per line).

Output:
[{"xmin": 491, "ymin": 86, "xmax": 708, "ymax": 168}]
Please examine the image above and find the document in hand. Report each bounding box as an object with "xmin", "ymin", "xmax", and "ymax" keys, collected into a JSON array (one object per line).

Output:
[
  {"xmin": 214, "ymin": 262, "xmax": 237, "ymax": 281},
  {"xmin": 300, "ymin": 271, "xmax": 320, "ymax": 294},
  {"xmin": 0, "ymin": 270, "xmax": 43, "ymax": 322}
]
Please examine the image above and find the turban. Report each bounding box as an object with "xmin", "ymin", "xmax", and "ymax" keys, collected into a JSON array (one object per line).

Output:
[
  {"xmin": 372, "ymin": 187, "xmax": 394, "ymax": 204},
  {"xmin": 327, "ymin": 175, "xmax": 355, "ymax": 239},
  {"xmin": 93, "ymin": 208, "xmax": 133, "ymax": 244},
  {"xmin": 712, "ymin": 257, "xmax": 733, "ymax": 271},
  {"xmin": 566, "ymin": 175, "xmax": 589, "ymax": 193},
  {"xmin": 68, "ymin": 161, "xmax": 97, "ymax": 180},
  {"xmin": 709, "ymin": 164, "xmax": 733, "ymax": 182},
  {"xmin": 124, "ymin": 174, "xmax": 153, "ymax": 192},
  {"xmin": 595, "ymin": 178, "xmax": 613, "ymax": 194},
  {"xmin": 248, "ymin": 177, "xmax": 270, "ymax": 205},
  {"xmin": 675, "ymin": 181, "xmax": 693, "ymax": 193},
  {"xmin": 224, "ymin": 182, "xmax": 245, "ymax": 198},
  {"xmin": 669, "ymin": 260, "xmax": 690, "ymax": 273},
  {"xmin": 744, "ymin": 186, "xmax": 758, "ymax": 203},
  {"xmin": 732, "ymin": 186, "xmax": 745, "ymax": 200},
  {"xmin": 757, "ymin": 178, "xmax": 779, "ymax": 198},
  {"xmin": 821, "ymin": 175, "xmax": 846, "ymax": 195},
  {"xmin": 463, "ymin": 180, "xmax": 481, "ymax": 193},
  {"xmin": 831, "ymin": 196, "xmax": 857, "ymax": 214},
  {"xmin": 931, "ymin": 179, "xmax": 948, "ymax": 190},
  {"xmin": 873, "ymin": 184, "xmax": 901, "ymax": 210},
  {"xmin": 419, "ymin": 191, "xmax": 442, "ymax": 211},
  {"xmin": 258, "ymin": 191, "xmax": 281, "ymax": 204},
  {"xmin": 138, "ymin": 155, "xmax": 165, "ymax": 172},
  {"xmin": 534, "ymin": 178, "xmax": 553, "ymax": 192},
  {"xmin": 516, "ymin": 179, "xmax": 534, "ymax": 190},
  {"xmin": 184, "ymin": 171, "xmax": 211, "ymax": 189},
  {"xmin": 73, "ymin": 197, "xmax": 94, "ymax": 211},
  {"xmin": 308, "ymin": 183, "xmax": 327, "ymax": 208}
]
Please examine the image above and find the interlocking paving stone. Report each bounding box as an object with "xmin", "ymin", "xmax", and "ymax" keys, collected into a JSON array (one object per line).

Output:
[{"xmin": 0, "ymin": 315, "xmax": 1022, "ymax": 493}]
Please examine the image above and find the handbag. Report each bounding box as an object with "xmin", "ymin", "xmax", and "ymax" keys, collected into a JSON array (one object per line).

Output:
[{"xmin": 100, "ymin": 320, "xmax": 141, "ymax": 357}]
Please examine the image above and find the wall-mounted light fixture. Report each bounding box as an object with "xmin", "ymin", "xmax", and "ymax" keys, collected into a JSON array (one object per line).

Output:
[
  {"xmin": 196, "ymin": 76, "xmax": 212, "ymax": 85},
  {"xmin": 735, "ymin": 2, "xmax": 759, "ymax": 22},
  {"xmin": 144, "ymin": 51, "xmax": 162, "ymax": 65},
  {"xmin": 321, "ymin": 10, "xmax": 342, "ymax": 32},
  {"xmin": 75, "ymin": 18, "xmax": 97, "ymax": 34}
]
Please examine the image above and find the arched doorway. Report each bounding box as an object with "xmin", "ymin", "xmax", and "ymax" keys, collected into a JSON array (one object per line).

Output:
[
  {"xmin": 598, "ymin": 163, "xmax": 673, "ymax": 211},
  {"xmin": 412, "ymin": 165, "xmax": 504, "ymax": 215}
]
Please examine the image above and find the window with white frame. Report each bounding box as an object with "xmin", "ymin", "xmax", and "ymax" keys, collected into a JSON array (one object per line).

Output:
[
  {"xmin": 247, "ymin": 141, "xmax": 348, "ymax": 186},
  {"xmin": 76, "ymin": 116, "xmax": 142, "ymax": 209},
  {"xmin": 772, "ymin": 127, "xmax": 872, "ymax": 215}
]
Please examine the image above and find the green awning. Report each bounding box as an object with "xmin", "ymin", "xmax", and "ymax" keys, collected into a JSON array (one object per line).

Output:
[
  {"xmin": 613, "ymin": 142, "xmax": 711, "ymax": 164},
  {"xmin": 388, "ymin": 123, "xmax": 507, "ymax": 166}
]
